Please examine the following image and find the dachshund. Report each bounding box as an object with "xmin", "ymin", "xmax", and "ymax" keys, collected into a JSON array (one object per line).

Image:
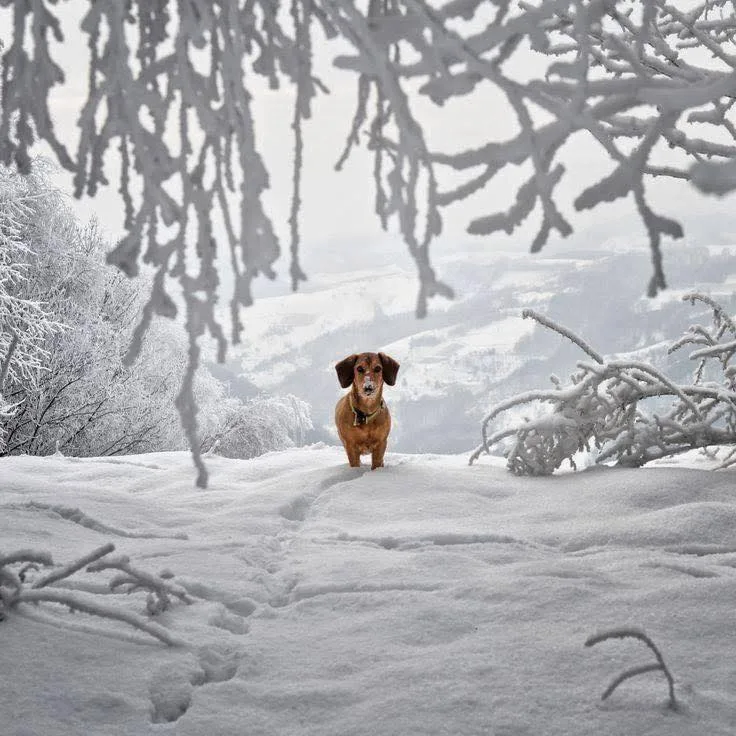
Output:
[{"xmin": 334, "ymin": 352, "xmax": 400, "ymax": 469}]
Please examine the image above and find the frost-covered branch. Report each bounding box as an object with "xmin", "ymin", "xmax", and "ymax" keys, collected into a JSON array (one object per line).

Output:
[
  {"xmin": 332, "ymin": 0, "xmax": 736, "ymax": 294},
  {"xmin": 0, "ymin": 542, "xmax": 187, "ymax": 645},
  {"xmin": 87, "ymin": 553, "xmax": 193, "ymax": 616},
  {"xmin": 470, "ymin": 295, "xmax": 736, "ymax": 473},
  {"xmin": 17, "ymin": 588, "xmax": 184, "ymax": 647},
  {"xmin": 31, "ymin": 542, "xmax": 114, "ymax": 589}
]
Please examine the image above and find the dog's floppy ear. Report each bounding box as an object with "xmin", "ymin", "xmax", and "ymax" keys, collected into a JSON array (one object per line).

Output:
[
  {"xmin": 335, "ymin": 354, "xmax": 358, "ymax": 388},
  {"xmin": 378, "ymin": 353, "xmax": 400, "ymax": 386}
]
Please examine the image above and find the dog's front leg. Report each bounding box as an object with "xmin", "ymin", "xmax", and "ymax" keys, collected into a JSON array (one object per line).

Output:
[
  {"xmin": 371, "ymin": 440, "xmax": 387, "ymax": 470},
  {"xmin": 346, "ymin": 446, "xmax": 362, "ymax": 468}
]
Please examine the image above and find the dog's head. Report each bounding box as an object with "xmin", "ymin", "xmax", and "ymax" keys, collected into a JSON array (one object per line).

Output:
[{"xmin": 335, "ymin": 352, "xmax": 400, "ymax": 399}]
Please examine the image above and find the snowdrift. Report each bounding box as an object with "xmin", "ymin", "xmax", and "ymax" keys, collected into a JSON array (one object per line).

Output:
[{"xmin": 1, "ymin": 446, "xmax": 736, "ymax": 735}]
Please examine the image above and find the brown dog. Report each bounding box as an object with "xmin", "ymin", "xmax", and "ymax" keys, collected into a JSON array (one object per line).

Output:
[{"xmin": 334, "ymin": 352, "xmax": 400, "ymax": 469}]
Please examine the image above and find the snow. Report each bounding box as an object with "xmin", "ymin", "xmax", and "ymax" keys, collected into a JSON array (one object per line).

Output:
[{"xmin": 3, "ymin": 447, "xmax": 736, "ymax": 734}]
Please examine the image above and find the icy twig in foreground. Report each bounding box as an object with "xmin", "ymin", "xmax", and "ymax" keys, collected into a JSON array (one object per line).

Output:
[
  {"xmin": 585, "ymin": 627, "xmax": 678, "ymax": 711},
  {"xmin": 31, "ymin": 542, "xmax": 114, "ymax": 589},
  {"xmin": 87, "ymin": 553, "xmax": 193, "ymax": 615},
  {"xmin": 17, "ymin": 588, "xmax": 185, "ymax": 647},
  {"xmin": 0, "ymin": 543, "xmax": 186, "ymax": 645}
]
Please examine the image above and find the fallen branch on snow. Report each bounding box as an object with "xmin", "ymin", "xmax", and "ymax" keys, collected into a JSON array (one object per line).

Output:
[
  {"xmin": 0, "ymin": 542, "xmax": 188, "ymax": 645},
  {"xmin": 585, "ymin": 627, "xmax": 678, "ymax": 710},
  {"xmin": 87, "ymin": 553, "xmax": 193, "ymax": 615}
]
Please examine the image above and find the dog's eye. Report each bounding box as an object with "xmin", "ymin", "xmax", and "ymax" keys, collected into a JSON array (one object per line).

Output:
[
  {"xmin": 374, "ymin": 366, "xmax": 381, "ymax": 373},
  {"xmin": 357, "ymin": 366, "xmax": 365, "ymax": 373}
]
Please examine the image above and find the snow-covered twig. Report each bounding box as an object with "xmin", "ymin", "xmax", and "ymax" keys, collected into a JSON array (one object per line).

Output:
[
  {"xmin": 16, "ymin": 588, "xmax": 185, "ymax": 647},
  {"xmin": 87, "ymin": 554, "xmax": 193, "ymax": 615},
  {"xmin": 0, "ymin": 542, "xmax": 187, "ymax": 644},
  {"xmin": 585, "ymin": 627, "xmax": 678, "ymax": 710},
  {"xmin": 522, "ymin": 309, "xmax": 604, "ymax": 364},
  {"xmin": 32, "ymin": 542, "xmax": 114, "ymax": 589}
]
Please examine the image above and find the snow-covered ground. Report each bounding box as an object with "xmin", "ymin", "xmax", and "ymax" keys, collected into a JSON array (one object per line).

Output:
[{"xmin": 3, "ymin": 446, "xmax": 736, "ymax": 735}]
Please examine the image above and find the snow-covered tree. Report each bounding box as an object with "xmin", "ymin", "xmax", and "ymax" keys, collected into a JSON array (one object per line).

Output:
[
  {"xmin": 1, "ymin": 161, "xmax": 314, "ymax": 460},
  {"xmin": 0, "ymin": 167, "xmax": 181, "ymax": 456},
  {"xmin": 4, "ymin": 1, "xmax": 736, "ymax": 482},
  {"xmin": 469, "ymin": 297, "xmax": 736, "ymax": 474},
  {"xmin": 0, "ymin": 163, "xmax": 64, "ymax": 450},
  {"xmin": 198, "ymin": 390, "xmax": 313, "ymax": 459}
]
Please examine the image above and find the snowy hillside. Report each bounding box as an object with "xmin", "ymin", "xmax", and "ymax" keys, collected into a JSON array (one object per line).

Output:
[
  {"xmin": 3, "ymin": 447, "xmax": 736, "ymax": 735},
  {"xmin": 222, "ymin": 242, "xmax": 736, "ymax": 454}
]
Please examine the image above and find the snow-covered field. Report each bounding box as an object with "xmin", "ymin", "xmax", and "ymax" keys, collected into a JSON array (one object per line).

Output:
[{"xmin": 3, "ymin": 446, "xmax": 736, "ymax": 735}]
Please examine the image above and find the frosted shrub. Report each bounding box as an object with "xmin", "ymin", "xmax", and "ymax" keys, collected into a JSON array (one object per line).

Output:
[
  {"xmin": 0, "ymin": 164, "xmax": 191, "ymax": 458},
  {"xmin": 201, "ymin": 393, "xmax": 313, "ymax": 460},
  {"xmin": 0, "ymin": 165, "xmax": 65, "ymax": 450},
  {"xmin": 470, "ymin": 295, "xmax": 736, "ymax": 474}
]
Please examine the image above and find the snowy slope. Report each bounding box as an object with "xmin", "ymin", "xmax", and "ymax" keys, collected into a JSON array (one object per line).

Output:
[
  {"xmin": 2, "ymin": 447, "xmax": 736, "ymax": 735},
  {"xmin": 222, "ymin": 243, "xmax": 736, "ymax": 455}
]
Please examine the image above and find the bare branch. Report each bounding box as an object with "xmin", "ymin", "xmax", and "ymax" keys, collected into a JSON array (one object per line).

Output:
[{"xmin": 585, "ymin": 627, "xmax": 678, "ymax": 710}]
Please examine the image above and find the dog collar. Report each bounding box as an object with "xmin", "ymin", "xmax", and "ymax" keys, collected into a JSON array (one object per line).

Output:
[{"xmin": 349, "ymin": 394, "xmax": 385, "ymax": 426}]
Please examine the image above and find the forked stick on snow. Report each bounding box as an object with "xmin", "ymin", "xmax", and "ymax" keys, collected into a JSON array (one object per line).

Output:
[
  {"xmin": 585, "ymin": 627, "xmax": 678, "ymax": 710},
  {"xmin": 1, "ymin": 543, "xmax": 186, "ymax": 645}
]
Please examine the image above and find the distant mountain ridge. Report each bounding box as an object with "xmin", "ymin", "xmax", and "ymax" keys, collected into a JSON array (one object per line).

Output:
[{"xmin": 219, "ymin": 243, "xmax": 736, "ymax": 454}]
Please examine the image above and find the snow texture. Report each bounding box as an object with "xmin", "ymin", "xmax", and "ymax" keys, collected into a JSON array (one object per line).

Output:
[{"xmin": 2, "ymin": 446, "xmax": 736, "ymax": 734}]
